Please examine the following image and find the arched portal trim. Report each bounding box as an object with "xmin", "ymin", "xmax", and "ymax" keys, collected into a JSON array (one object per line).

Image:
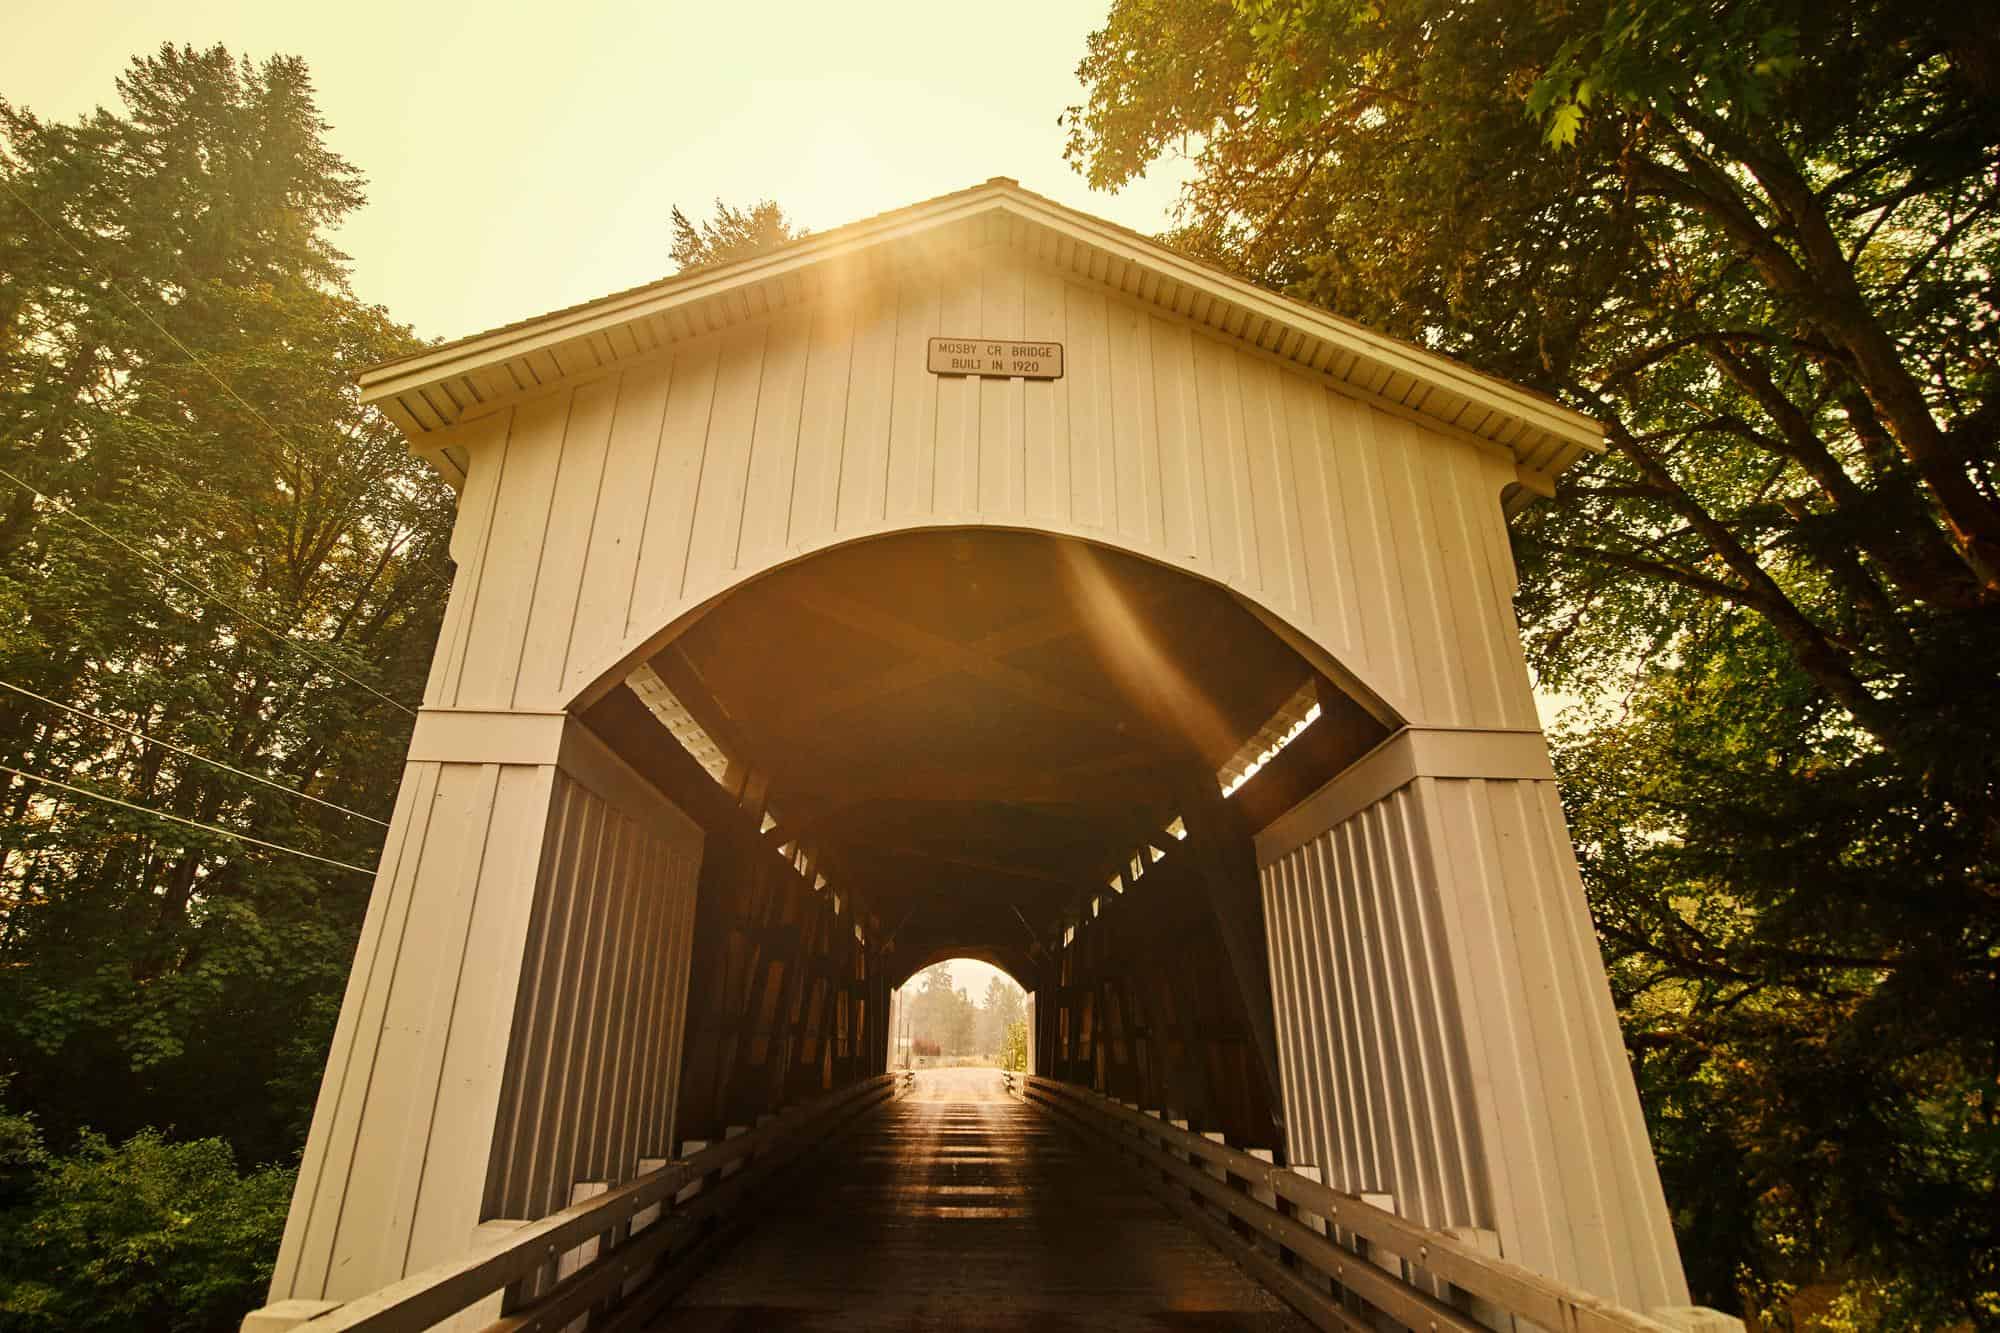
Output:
[
  {"xmin": 562, "ymin": 520, "xmax": 1404, "ymax": 732},
  {"xmin": 416, "ymin": 250, "xmax": 1547, "ymax": 739}
]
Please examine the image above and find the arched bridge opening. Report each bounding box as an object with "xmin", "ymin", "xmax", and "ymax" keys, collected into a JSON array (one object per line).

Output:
[
  {"xmin": 245, "ymin": 181, "xmax": 1738, "ymax": 1332},
  {"xmin": 560, "ymin": 528, "xmax": 1392, "ymax": 1152},
  {"xmin": 577, "ymin": 527, "xmax": 1389, "ymax": 1155}
]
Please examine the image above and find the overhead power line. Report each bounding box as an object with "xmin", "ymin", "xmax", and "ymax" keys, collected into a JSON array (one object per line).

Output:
[
  {"xmin": 0, "ymin": 677, "xmax": 389, "ymax": 827},
  {"xmin": 0, "ymin": 761, "xmax": 378, "ymax": 876},
  {"xmin": 0, "ymin": 466, "xmax": 417, "ymax": 717},
  {"xmin": 0, "ymin": 177, "xmax": 420, "ymax": 719}
]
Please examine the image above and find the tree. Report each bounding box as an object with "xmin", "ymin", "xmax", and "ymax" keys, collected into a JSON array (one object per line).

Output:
[
  {"xmin": 977, "ymin": 973, "xmax": 1025, "ymax": 1054},
  {"xmin": 668, "ymin": 198, "xmax": 806, "ymax": 272},
  {"xmin": 0, "ymin": 45, "xmax": 453, "ymax": 1170},
  {"xmin": 1068, "ymin": 3, "xmax": 1999, "ymax": 1322},
  {"xmin": 999, "ymin": 1020, "xmax": 1028, "ymax": 1074},
  {"xmin": 907, "ymin": 962, "xmax": 1011, "ymax": 1058}
]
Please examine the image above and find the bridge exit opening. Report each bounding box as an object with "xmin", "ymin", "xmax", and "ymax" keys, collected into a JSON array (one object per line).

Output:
[{"xmin": 886, "ymin": 957, "xmax": 1028, "ymax": 1075}]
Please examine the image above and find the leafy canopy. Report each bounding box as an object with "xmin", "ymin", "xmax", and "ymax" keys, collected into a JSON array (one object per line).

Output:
[
  {"xmin": 1068, "ymin": 1, "xmax": 1999, "ymax": 1322},
  {"xmin": 669, "ymin": 198, "xmax": 807, "ymax": 272},
  {"xmin": 1, "ymin": 44, "xmax": 453, "ymax": 1169}
]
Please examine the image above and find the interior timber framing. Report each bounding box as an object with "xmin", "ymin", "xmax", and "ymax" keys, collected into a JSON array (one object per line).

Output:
[{"xmin": 577, "ymin": 527, "xmax": 1380, "ymax": 1149}]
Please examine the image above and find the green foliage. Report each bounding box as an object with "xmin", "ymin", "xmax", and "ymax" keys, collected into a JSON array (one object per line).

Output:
[
  {"xmin": 0, "ymin": 1080, "xmax": 48, "ymax": 1216},
  {"xmin": 1069, "ymin": 1, "xmax": 2000, "ymax": 1322},
  {"xmin": 0, "ymin": 43, "xmax": 452, "ymax": 1173},
  {"xmin": 1555, "ymin": 608, "xmax": 2000, "ymax": 1320},
  {"xmin": 1526, "ymin": 1, "xmax": 1804, "ymax": 147},
  {"xmin": 977, "ymin": 973, "xmax": 1026, "ymax": 1054},
  {"xmin": 999, "ymin": 1019, "xmax": 1028, "ymax": 1074},
  {"xmin": 0, "ymin": 1121, "xmax": 292, "ymax": 1333},
  {"xmin": 668, "ymin": 198, "xmax": 806, "ymax": 272}
]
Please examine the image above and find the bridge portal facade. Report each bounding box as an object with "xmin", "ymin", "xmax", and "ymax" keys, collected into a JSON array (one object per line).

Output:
[{"xmin": 255, "ymin": 181, "xmax": 1700, "ymax": 1326}]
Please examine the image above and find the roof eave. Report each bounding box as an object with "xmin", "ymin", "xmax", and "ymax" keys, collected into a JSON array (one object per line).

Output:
[{"xmin": 359, "ymin": 181, "xmax": 1605, "ymax": 473}]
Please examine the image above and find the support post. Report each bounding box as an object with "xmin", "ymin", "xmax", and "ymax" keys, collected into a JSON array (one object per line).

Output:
[{"xmin": 1177, "ymin": 781, "xmax": 1286, "ymax": 1140}]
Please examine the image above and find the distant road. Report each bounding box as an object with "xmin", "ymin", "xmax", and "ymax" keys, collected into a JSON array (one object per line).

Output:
[{"xmin": 907, "ymin": 1066, "xmax": 1009, "ymax": 1102}]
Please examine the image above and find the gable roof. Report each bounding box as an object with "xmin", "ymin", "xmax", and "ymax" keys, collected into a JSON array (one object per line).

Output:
[{"xmin": 358, "ymin": 178, "xmax": 1602, "ymax": 499}]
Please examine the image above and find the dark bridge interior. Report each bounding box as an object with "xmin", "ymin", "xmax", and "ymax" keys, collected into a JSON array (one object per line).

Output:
[{"xmin": 580, "ymin": 531, "xmax": 1389, "ymax": 1151}]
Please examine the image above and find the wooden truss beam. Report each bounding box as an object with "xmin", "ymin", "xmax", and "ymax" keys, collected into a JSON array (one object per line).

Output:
[
  {"xmin": 752, "ymin": 581, "xmax": 1172, "ymax": 734},
  {"xmin": 772, "ymin": 578, "xmax": 1139, "ymax": 730}
]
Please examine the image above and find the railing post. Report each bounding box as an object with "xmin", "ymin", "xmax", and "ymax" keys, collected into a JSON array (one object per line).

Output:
[
  {"xmin": 1246, "ymin": 1148, "xmax": 1281, "ymax": 1262},
  {"xmin": 1282, "ymin": 1165, "xmax": 1338, "ymax": 1302},
  {"xmin": 721, "ymin": 1125, "xmax": 749, "ymax": 1179},
  {"xmin": 676, "ymin": 1140, "xmax": 711, "ymax": 1206},
  {"xmin": 1438, "ymin": 1227, "xmax": 1507, "ymax": 1330}
]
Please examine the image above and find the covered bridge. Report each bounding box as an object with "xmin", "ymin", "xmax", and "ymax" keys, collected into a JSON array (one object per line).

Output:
[{"xmin": 244, "ymin": 180, "xmax": 1737, "ymax": 1333}]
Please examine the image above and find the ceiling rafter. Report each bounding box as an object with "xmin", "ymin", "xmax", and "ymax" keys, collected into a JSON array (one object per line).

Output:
[
  {"xmin": 770, "ymin": 577, "xmax": 1141, "ymax": 731},
  {"xmin": 865, "ymin": 843, "xmax": 1083, "ymax": 889},
  {"xmin": 749, "ymin": 580, "xmax": 1175, "ymax": 734},
  {"xmin": 783, "ymin": 749, "xmax": 1162, "ymax": 831}
]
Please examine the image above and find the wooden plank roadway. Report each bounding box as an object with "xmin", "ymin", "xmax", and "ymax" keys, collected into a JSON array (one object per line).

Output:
[{"xmin": 653, "ymin": 1068, "xmax": 1312, "ymax": 1330}]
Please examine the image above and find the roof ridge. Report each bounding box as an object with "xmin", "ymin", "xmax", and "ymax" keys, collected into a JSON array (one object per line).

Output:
[{"xmin": 358, "ymin": 178, "xmax": 1602, "ymax": 490}]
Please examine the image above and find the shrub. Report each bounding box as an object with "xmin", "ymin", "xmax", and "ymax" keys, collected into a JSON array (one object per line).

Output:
[{"xmin": 0, "ymin": 1126, "xmax": 292, "ymax": 1332}]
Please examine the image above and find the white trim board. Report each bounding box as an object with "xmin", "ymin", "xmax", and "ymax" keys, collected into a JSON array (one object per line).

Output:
[{"xmin": 1254, "ymin": 727, "xmax": 1557, "ymax": 865}]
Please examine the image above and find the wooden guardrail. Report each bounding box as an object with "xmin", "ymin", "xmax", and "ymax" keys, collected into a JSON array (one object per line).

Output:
[
  {"xmin": 247, "ymin": 1073, "xmax": 905, "ymax": 1333},
  {"xmin": 1008, "ymin": 1073, "xmax": 1725, "ymax": 1333}
]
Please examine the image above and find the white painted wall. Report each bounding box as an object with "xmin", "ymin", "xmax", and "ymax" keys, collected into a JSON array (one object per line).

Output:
[
  {"xmin": 268, "ymin": 720, "xmax": 703, "ymax": 1302},
  {"xmin": 415, "ymin": 247, "xmax": 1538, "ymax": 733},
  {"xmin": 1261, "ymin": 769, "xmax": 1690, "ymax": 1310}
]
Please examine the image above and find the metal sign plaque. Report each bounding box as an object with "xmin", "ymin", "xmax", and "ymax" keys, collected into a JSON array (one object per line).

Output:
[{"xmin": 927, "ymin": 338, "xmax": 1064, "ymax": 380}]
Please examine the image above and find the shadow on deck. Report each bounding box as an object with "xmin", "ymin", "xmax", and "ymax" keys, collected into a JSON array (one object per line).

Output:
[{"xmin": 654, "ymin": 1068, "xmax": 1309, "ymax": 1331}]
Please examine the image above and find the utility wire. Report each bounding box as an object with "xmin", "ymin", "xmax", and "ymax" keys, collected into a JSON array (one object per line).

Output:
[
  {"xmin": 0, "ymin": 177, "xmax": 420, "ymax": 719},
  {"xmin": 0, "ymin": 466, "xmax": 417, "ymax": 717},
  {"xmin": 0, "ymin": 677, "xmax": 389, "ymax": 827},
  {"xmin": 0, "ymin": 761, "xmax": 377, "ymax": 876}
]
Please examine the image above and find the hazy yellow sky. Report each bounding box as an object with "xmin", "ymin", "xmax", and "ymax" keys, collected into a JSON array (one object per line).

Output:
[
  {"xmin": 5, "ymin": 5, "xmax": 1581, "ymax": 726},
  {"xmin": 911, "ymin": 956, "xmax": 1019, "ymax": 1000},
  {"xmin": 4, "ymin": 0, "xmax": 1190, "ymax": 341}
]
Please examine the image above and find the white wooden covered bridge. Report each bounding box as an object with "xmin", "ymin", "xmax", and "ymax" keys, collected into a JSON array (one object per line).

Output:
[{"xmin": 242, "ymin": 180, "xmax": 1739, "ymax": 1333}]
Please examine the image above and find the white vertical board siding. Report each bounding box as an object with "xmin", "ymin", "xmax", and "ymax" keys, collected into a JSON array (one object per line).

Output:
[
  {"xmin": 1260, "ymin": 776, "xmax": 1690, "ymax": 1312},
  {"xmin": 271, "ymin": 759, "xmax": 553, "ymax": 1300},
  {"xmin": 417, "ymin": 247, "xmax": 1539, "ymax": 730},
  {"xmin": 268, "ymin": 745, "xmax": 703, "ymax": 1304},
  {"xmin": 482, "ymin": 771, "xmax": 702, "ymax": 1220},
  {"xmin": 1261, "ymin": 786, "xmax": 1485, "ymax": 1226}
]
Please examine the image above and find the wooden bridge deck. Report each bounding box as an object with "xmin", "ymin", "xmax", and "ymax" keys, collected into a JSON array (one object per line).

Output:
[{"xmin": 654, "ymin": 1068, "xmax": 1311, "ymax": 1331}]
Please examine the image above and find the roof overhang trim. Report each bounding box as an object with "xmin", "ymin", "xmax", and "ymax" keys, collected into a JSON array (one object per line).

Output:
[{"xmin": 359, "ymin": 180, "xmax": 1603, "ymax": 496}]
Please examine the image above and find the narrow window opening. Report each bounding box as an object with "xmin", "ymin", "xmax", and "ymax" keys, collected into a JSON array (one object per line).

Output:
[
  {"xmin": 626, "ymin": 663, "xmax": 731, "ymax": 784},
  {"xmin": 1218, "ymin": 682, "xmax": 1324, "ymax": 798}
]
